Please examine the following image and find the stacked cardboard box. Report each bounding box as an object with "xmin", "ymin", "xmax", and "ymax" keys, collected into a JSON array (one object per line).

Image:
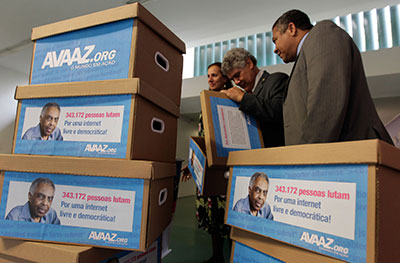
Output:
[
  {"xmin": 187, "ymin": 90, "xmax": 264, "ymax": 195},
  {"xmin": 0, "ymin": 3, "xmax": 185, "ymax": 262},
  {"xmin": 0, "ymin": 237, "xmax": 161, "ymax": 263},
  {"xmin": 230, "ymin": 237, "xmax": 286, "ymax": 263},
  {"xmin": 224, "ymin": 140, "xmax": 400, "ymax": 262}
]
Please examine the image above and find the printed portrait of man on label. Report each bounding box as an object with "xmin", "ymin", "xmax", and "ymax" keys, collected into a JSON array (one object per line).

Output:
[
  {"xmin": 233, "ymin": 172, "xmax": 273, "ymax": 219},
  {"xmin": 22, "ymin": 102, "xmax": 63, "ymax": 141},
  {"xmin": 6, "ymin": 177, "xmax": 60, "ymax": 224}
]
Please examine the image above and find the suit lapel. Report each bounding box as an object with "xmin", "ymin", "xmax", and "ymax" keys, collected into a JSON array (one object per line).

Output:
[
  {"xmin": 283, "ymin": 56, "xmax": 299, "ymax": 101},
  {"xmin": 254, "ymin": 71, "xmax": 269, "ymax": 95}
]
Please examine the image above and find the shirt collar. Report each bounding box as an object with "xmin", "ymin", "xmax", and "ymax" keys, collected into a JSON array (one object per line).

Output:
[
  {"xmin": 252, "ymin": 70, "xmax": 264, "ymax": 92},
  {"xmin": 22, "ymin": 201, "xmax": 47, "ymax": 223},
  {"xmin": 21, "ymin": 202, "xmax": 34, "ymax": 221},
  {"xmin": 245, "ymin": 195, "xmax": 263, "ymax": 217},
  {"xmin": 297, "ymin": 32, "xmax": 310, "ymax": 57}
]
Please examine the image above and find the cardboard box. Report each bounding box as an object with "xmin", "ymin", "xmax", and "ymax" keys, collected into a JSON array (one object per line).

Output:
[
  {"xmin": 188, "ymin": 137, "xmax": 228, "ymax": 195},
  {"xmin": 224, "ymin": 139, "xmax": 400, "ymax": 262},
  {"xmin": 230, "ymin": 227, "xmax": 342, "ymax": 263},
  {"xmin": 99, "ymin": 238, "xmax": 161, "ymax": 263},
  {"xmin": 30, "ymin": 3, "xmax": 185, "ymax": 106},
  {"xmin": 12, "ymin": 78, "xmax": 178, "ymax": 162},
  {"xmin": 0, "ymin": 154, "xmax": 175, "ymax": 251},
  {"xmin": 231, "ymin": 238, "xmax": 287, "ymax": 263},
  {"xmin": 200, "ymin": 90, "xmax": 264, "ymax": 167},
  {"xmin": 0, "ymin": 238, "xmax": 120, "ymax": 263},
  {"xmin": 0, "ymin": 238, "xmax": 161, "ymax": 263}
]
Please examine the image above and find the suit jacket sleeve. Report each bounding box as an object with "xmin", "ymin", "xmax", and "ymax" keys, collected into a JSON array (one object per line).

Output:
[
  {"xmin": 239, "ymin": 73, "xmax": 288, "ymax": 125},
  {"xmin": 300, "ymin": 22, "xmax": 352, "ymax": 142}
]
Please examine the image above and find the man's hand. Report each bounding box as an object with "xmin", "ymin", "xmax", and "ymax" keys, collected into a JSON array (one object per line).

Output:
[
  {"xmin": 181, "ymin": 165, "xmax": 192, "ymax": 182},
  {"xmin": 220, "ymin": 86, "xmax": 245, "ymax": 102}
]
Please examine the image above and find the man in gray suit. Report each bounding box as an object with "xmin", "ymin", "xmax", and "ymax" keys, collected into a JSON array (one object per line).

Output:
[
  {"xmin": 272, "ymin": 10, "xmax": 393, "ymax": 145},
  {"xmin": 221, "ymin": 48, "xmax": 288, "ymax": 147}
]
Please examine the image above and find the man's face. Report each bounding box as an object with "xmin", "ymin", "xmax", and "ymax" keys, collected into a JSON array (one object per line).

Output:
[
  {"xmin": 28, "ymin": 183, "xmax": 55, "ymax": 220},
  {"xmin": 227, "ymin": 59, "xmax": 256, "ymax": 92},
  {"xmin": 248, "ymin": 177, "xmax": 269, "ymax": 213},
  {"xmin": 40, "ymin": 106, "xmax": 60, "ymax": 137},
  {"xmin": 272, "ymin": 24, "xmax": 297, "ymax": 63}
]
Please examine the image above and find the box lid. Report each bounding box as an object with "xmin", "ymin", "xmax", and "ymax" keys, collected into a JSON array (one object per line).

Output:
[
  {"xmin": 231, "ymin": 227, "xmax": 342, "ymax": 263},
  {"xmin": 0, "ymin": 154, "xmax": 175, "ymax": 180},
  {"xmin": 200, "ymin": 90, "xmax": 264, "ymax": 168},
  {"xmin": 190, "ymin": 136, "xmax": 207, "ymax": 157},
  {"xmin": 15, "ymin": 78, "xmax": 179, "ymax": 118},
  {"xmin": 0, "ymin": 238, "xmax": 119, "ymax": 263},
  {"xmin": 31, "ymin": 3, "xmax": 185, "ymax": 54},
  {"xmin": 227, "ymin": 139, "xmax": 400, "ymax": 171}
]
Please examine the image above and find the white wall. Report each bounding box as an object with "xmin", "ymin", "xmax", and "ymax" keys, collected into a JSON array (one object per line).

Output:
[
  {"xmin": 0, "ymin": 65, "xmax": 28, "ymax": 153},
  {"xmin": 374, "ymin": 97, "xmax": 400, "ymax": 124}
]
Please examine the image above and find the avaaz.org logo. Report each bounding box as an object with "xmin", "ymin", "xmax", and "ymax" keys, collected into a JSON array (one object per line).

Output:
[
  {"xmin": 40, "ymin": 45, "xmax": 117, "ymax": 69},
  {"xmin": 88, "ymin": 231, "xmax": 128, "ymax": 245},
  {"xmin": 300, "ymin": 232, "xmax": 349, "ymax": 257},
  {"xmin": 84, "ymin": 144, "xmax": 117, "ymax": 154}
]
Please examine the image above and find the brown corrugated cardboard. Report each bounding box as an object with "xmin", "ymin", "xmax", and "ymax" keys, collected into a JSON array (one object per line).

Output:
[
  {"xmin": 31, "ymin": 3, "xmax": 185, "ymax": 53},
  {"xmin": 0, "ymin": 154, "xmax": 175, "ymax": 251},
  {"xmin": 0, "ymin": 237, "xmax": 161, "ymax": 263},
  {"xmin": 231, "ymin": 227, "xmax": 343, "ymax": 263},
  {"xmin": 190, "ymin": 137, "xmax": 228, "ymax": 196},
  {"xmin": 200, "ymin": 90, "xmax": 264, "ymax": 167},
  {"xmin": 0, "ymin": 154, "xmax": 173, "ymax": 180},
  {"xmin": 30, "ymin": 3, "xmax": 185, "ymax": 106},
  {"xmin": 227, "ymin": 139, "xmax": 400, "ymax": 169},
  {"xmin": 224, "ymin": 139, "xmax": 400, "ymax": 262},
  {"xmin": 12, "ymin": 79, "xmax": 178, "ymax": 162},
  {"xmin": 0, "ymin": 238, "xmax": 119, "ymax": 263},
  {"xmin": 15, "ymin": 79, "xmax": 179, "ymax": 118}
]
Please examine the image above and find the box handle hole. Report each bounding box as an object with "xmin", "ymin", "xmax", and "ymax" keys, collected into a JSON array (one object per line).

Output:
[
  {"xmin": 159, "ymin": 188, "xmax": 168, "ymax": 206},
  {"xmin": 224, "ymin": 170, "xmax": 230, "ymax": 179},
  {"xmin": 151, "ymin": 117, "xmax": 165, "ymax": 134},
  {"xmin": 155, "ymin": 51, "xmax": 169, "ymax": 72}
]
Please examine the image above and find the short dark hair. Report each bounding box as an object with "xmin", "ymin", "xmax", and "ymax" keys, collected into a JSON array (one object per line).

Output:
[
  {"xmin": 273, "ymin": 9, "xmax": 313, "ymax": 33},
  {"xmin": 208, "ymin": 62, "xmax": 222, "ymax": 70},
  {"xmin": 29, "ymin": 177, "xmax": 55, "ymax": 195},
  {"xmin": 41, "ymin": 102, "xmax": 60, "ymax": 117}
]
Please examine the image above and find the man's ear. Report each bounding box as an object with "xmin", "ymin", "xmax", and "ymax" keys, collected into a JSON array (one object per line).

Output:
[
  {"xmin": 287, "ymin": 22, "xmax": 297, "ymax": 36},
  {"xmin": 246, "ymin": 58, "xmax": 255, "ymax": 69},
  {"xmin": 248, "ymin": 186, "xmax": 252, "ymax": 194}
]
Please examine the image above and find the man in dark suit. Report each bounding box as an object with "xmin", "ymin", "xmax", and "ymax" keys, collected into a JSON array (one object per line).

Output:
[
  {"xmin": 272, "ymin": 9, "xmax": 393, "ymax": 145},
  {"xmin": 221, "ymin": 48, "xmax": 288, "ymax": 147}
]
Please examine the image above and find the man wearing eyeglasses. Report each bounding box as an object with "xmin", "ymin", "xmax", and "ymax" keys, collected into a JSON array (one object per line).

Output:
[
  {"xmin": 6, "ymin": 177, "xmax": 61, "ymax": 224},
  {"xmin": 22, "ymin": 102, "xmax": 63, "ymax": 141},
  {"xmin": 233, "ymin": 172, "xmax": 273, "ymax": 219}
]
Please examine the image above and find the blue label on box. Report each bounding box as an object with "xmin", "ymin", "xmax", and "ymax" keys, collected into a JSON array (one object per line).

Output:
[
  {"xmin": 100, "ymin": 238, "xmax": 161, "ymax": 263},
  {"xmin": 188, "ymin": 138, "xmax": 206, "ymax": 192},
  {"xmin": 233, "ymin": 242, "xmax": 284, "ymax": 263},
  {"xmin": 31, "ymin": 19, "xmax": 133, "ymax": 84},
  {"xmin": 227, "ymin": 164, "xmax": 368, "ymax": 262},
  {"xmin": 14, "ymin": 95, "xmax": 131, "ymax": 158},
  {"xmin": 209, "ymin": 97, "xmax": 262, "ymax": 157},
  {"xmin": 0, "ymin": 171, "xmax": 144, "ymax": 249}
]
